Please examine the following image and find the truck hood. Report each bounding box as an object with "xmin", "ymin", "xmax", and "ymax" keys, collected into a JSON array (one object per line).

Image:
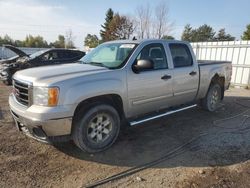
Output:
[{"xmin": 13, "ymin": 63, "xmax": 109, "ymax": 85}]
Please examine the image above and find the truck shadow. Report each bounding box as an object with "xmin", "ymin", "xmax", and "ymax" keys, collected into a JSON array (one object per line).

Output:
[
  {"xmin": 55, "ymin": 95, "xmax": 250, "ymax": 168},
  {"xmin": 0, "ymin": 107, "xmax": 3, "ymax": 120}
]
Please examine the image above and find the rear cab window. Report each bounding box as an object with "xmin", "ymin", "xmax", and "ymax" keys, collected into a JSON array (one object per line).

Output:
[{"xmin": 169, "ymin": 43, "xmax": 193, "ymax": 68}]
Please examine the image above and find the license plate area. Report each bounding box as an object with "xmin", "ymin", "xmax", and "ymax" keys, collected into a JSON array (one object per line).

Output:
[
  {"xmin": 11, "ymin": 110, "xmax": 27, "ymax": 132},
  {"xmin": 14, "ymin": 119, "xmax": 32, "ymax": 136}
]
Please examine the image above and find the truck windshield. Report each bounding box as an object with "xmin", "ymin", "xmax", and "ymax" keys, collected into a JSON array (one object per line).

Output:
[{"xmin": 80, "ymin": 43, "xmax": 137, "ymax": 69}]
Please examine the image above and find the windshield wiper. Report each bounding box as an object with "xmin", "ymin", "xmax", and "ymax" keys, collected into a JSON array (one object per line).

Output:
[{"xmin": 87, "ymin": 62, "xmax": 108, "ymax": 68}]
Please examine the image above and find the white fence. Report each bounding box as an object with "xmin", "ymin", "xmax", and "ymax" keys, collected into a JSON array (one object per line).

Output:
[{"xmin": 191, "ymin": 41, "xmax": 250, "ymax": 87}]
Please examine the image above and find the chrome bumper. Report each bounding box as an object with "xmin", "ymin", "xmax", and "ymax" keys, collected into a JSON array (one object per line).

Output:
[
  {"xmin": 9, "ymin": 94, "xmax": 73, "ymax": 142},
  {"xmin": 10, "ymin": 110, "xmax": 72, "ymax": 142}
]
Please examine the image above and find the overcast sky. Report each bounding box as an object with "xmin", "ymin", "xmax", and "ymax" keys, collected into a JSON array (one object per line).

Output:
[{"xmin": 0, "ymin": 0, "xmax": 249, "ymax": 49}]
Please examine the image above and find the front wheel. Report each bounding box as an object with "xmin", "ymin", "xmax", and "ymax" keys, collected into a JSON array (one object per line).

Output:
[
  {"xmin": 201, "ymin": 83, "xmax": 222, "ymax": 112},
  {"xmin": 72, "ymin": 104, "xmax": 120, "ymax": 153}
]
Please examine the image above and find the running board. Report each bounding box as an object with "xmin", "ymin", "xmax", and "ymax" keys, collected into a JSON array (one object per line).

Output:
[{"xmin": 129, "ymin": 104, "xmax": 197, "ymax": 126}]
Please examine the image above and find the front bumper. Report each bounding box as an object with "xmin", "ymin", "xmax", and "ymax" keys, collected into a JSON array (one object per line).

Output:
[{"xmin": 9, "ymin": 93, "xmax": 73, "ymax": 142}]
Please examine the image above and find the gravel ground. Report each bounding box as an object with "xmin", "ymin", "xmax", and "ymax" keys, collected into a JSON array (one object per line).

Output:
[{"xmin": 0, "ymin": 83, "xmax": 250, "ymax": 188}]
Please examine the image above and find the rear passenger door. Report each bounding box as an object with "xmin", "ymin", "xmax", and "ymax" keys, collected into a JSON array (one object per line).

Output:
[{"xmin": 169, "ymin": 43, "xmax": 199, "ymax": 104}]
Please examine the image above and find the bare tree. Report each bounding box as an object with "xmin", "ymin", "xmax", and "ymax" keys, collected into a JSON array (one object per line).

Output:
[
  {"xmin": 135, "ymin": 3, "xmax": 152, "ymax": 39},
  {"xmin": 65, "ymin": 29, "xmax": 75, "ymax": 48},
  {"xmin": 153, "ymin": 1, "xmax": 173, "ymax": 39},
  {"xmin": 109, "ymin": 14, "xmax": 134, "ymax": 39}
]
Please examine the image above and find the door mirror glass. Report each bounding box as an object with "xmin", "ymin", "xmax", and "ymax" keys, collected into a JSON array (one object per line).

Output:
[{"xmin": 132, "ymin": 59, "xmax": 154, "ymax": 73}]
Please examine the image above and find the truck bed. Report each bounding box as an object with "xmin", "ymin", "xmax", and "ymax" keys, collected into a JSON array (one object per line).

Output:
[
  {"xmin": 198, "ymin": 60, "xmax": 231, "ymax": 66},
  {"xmin": 196, "ymin": 60, "xmax": 232, "ymax": 100}
]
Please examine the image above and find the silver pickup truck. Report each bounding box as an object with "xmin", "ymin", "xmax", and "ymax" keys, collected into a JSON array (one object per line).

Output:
[{"xmin": 9, "ymin": 39, "xmax": 232, "ymax": 153}]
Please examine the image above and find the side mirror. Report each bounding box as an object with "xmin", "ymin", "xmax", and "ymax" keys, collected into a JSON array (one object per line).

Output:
[{"xmin": 132, "ymin": 59, "xmax": 154, "ymax": 73}]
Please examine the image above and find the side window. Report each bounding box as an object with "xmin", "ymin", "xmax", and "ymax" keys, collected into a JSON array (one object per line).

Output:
[
  {"xmin": 136, "ymin": 43, "xmax": 168, "ymax": 70},
  {"xmin": 169, "ymin": 44, "xmax": 193, "ymax": 68},
  {"xmin": 70, "ymin": 51, "xmax": 82, "ymax": 59},
  {"xmin": 58, "ymin": 51, "xmax": 70, "ymax": 59},
  {"xmin": 59, "ymin": 51, "xmax": 80, "ymax": 60},
  {"xmin": 41, "ymin": 53, "xmax": 50, "ymax": 61},
  {"xmin": 49, "ymin": 51, "xmax": 59, "ymax": 61},
  {"xmin": 41, "ymin": 51, "xmax": 59, "ymax": 61}
]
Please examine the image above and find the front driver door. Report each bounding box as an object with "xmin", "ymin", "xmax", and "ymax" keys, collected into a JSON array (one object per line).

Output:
[{"xmin": 127, "ymin": 43, "xmax": 174, "ymax": 118}]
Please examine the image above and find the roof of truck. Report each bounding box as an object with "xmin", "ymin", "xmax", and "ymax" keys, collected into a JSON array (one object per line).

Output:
[{"xmin": 104, "ymin": 39, "xmax": 189, "ymax": 45}]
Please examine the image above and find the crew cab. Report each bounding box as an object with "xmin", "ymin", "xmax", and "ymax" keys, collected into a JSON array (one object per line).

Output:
[{"xmin": 9, "ymin": 39, "xmax": 232, "ymax": 153}]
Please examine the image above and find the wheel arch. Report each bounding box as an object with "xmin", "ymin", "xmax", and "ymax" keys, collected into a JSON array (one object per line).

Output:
[
  {"xmin": 210, "ymin": 74, "xmax": 225, "ymax": 99},
  {"xmin": 72, "ymin": 94, "xmax": 125, "ymax": 124}
]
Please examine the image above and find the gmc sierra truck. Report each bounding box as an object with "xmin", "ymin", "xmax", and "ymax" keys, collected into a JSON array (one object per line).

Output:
[{"xmin": 9, "ymin": 39, "xmax": 232, "ymax": 153}]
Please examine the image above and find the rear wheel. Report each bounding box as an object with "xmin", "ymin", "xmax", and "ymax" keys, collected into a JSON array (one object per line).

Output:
[
  {"xmin": 72, "ymin": 104, "xmax": 120, "ymax": 153},
  {"xmin": 201, "ymin": 83, "xmax": 222, "ymax": 112}
]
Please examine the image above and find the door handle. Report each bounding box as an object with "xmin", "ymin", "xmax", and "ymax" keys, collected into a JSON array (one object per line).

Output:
[
  {"xmin": 189, "ymin": 71, "xmax": 197, "ymax": 76},
  {"xmin": 161, "ymin": 74, "xmax": 172, "ymax": 80}
]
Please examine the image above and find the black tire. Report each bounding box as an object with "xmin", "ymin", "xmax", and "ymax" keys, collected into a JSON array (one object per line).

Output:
[
  {"xmin": 201, "ymin": 83, "xmax": 222, "ymax": 112},
  {"xmin": 72, "ymin": 104, "xmax": 120, "ymax": 153}
]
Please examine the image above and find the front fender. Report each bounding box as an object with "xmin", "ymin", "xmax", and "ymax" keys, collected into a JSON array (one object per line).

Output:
[{"xmin": 59, "ymin": 75, "xmax": 127, "ymax": 116}]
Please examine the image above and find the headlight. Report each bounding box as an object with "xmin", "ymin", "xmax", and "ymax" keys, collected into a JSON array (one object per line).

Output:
[
  {"xmin": 1, "ymin": 71, "xmax": 8, "ymax": 76},
  {"xmin": 33, "ymin": 87, "xmax": 59, "ymax": 106}
]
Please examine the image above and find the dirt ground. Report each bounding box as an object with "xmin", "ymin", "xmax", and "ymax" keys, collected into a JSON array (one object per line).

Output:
[{"xmin": 0, "ymin": 83, "xmax": 250, "ymax": 188}]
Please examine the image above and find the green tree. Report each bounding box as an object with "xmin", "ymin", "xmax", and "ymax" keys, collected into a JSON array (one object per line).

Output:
[
  {"xmin": 193, "ymin": 24, "xmax": 215, "ymax": 42},
  {"xmin": 162, "ymin": 35, "xmax": 175, "ymax": 40},
  {"xmin": 50, "ymin": 35, "xmax": 65, "ymax": 48},
  {"xmin": 0, "ymin": 35, "xmax": 14, "ymax": 46},
  {"xmin": 109, "ymin": 14, "xmax": 134, "ymax": 40},
  {"xmin": 241, "ymin": 24, "xmax": 250, "ymax": 40},
  {"xmin": 100, "ymin": 8, "xmax": 114, "ymax": 42},
  {"xmin": 0, "ymin": 34, "xmax": 69, "ymax": 48},
  {"xmin": 23, "ymin": 35, "xmax": 49, "ymax": 48},
  {"xmin": 14, "ymin": 40, "xmax": 24, "ymax": 47},
  {"xmin": 181, "ymin": 24, "xmax": 194, "ymax": 41},
  {"xmin": 0, "ymin": 34, "xmax": 49, "ymax": 47},
  {"xmin": 84, "ymin": 34, "xmax": 99, "ymax": 48},
  {"xmin": 214, "ymin": 28, "xmax": 235, "ymax": 41},
  {"xmin": 181, "ymin": 24, "xmax": 216, "ymax": 42}
]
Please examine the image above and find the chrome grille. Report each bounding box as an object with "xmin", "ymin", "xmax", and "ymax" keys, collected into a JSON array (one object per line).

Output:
[{"xmin": 13, "ymin": 80, "xmax": 31, "ymax": 106}]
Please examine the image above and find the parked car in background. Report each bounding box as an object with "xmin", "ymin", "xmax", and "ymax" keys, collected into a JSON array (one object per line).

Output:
[
  {"xmin": 0, "ymin": 48, "xmax": 85, "ymax": 85},
  {"xmin": 0, "ymin": 44, "xmax": 29, "ymax": 65}
]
